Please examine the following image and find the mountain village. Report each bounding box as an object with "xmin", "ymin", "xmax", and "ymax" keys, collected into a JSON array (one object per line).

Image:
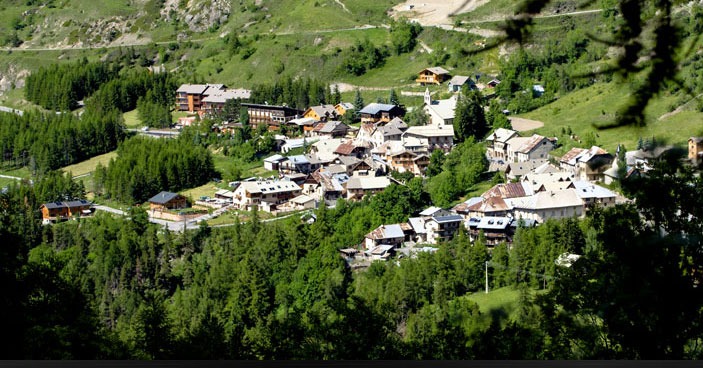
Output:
[{"xmin": 39, "ymin": 66, "xmax": 695, "ymax": 267}]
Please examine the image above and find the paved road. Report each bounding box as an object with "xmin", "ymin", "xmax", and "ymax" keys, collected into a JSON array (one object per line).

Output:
[
  {"xmin": 125, "ymin": 128, "xmax": 180, "ymax": 138},
  {"xmin": 94, "ymin": 204, "xmax": 185, "ymax": 231},
  {"xmin": 0, "ymin": 174, "xmax": 23, "ymax": 181}
]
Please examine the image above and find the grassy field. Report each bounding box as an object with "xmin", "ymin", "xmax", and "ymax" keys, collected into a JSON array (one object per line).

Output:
[
  {"xmin": 207, "ymin": 209, "xmax": 275, "ymax": 226},
  {"xmin": 465, "ymin": 286, "xmax": 547, "ymax": 323},
  {"xmin": 61, "ymin": 151, "xmax": 117, "ymax": 177},
  {"xmin": 180, "ymin": 182, "xmax": 223, "ymax": 202},
  {"xmin": 466, "ymin": 286, "xmax": 520, "ymax": 316},
  {"xmin": 122, "ymin": 110, "xmax": 142, "ymax": 128},
  {"xmin": 520, "ymin": 82, "xmax": 703, "ymax": 153},
  {"xmin": 0, "ymin": 166, "xmax": 31, "ymax": 178}
]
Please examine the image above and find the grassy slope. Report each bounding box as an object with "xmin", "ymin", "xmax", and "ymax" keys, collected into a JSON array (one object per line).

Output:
[
  {"xmin": 60, "ymin": 151, "xmax": 118, "ymax": 177},
  {"xmin": 520, "ymin": 82, "xmax": 703, "ymax": 153}
]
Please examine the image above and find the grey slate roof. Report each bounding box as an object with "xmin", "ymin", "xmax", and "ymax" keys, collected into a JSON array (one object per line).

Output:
[
  {"xmin": 359, "ymin": 103, "xmax": 398, "ymax": 115},
  {"xmin": 148, "ymin": 191, "xmax": 181, "ymax": 204},
  {"xmin": 432, "ymin": 214, "xmax": 464, "ymax": 223}
]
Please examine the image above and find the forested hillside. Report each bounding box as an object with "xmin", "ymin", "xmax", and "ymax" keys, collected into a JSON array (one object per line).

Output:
[
  {"xmin": 0, "ymin": 110, "xmax": 124, "ymax": 174},
  {"xmin": 1, "ymin": 0, "xmax": 703, "ymax": 361},
  {"xmin": 96, "ymin": 136, "xmax": 216, "ymax": 204},
  {"xmin": 2, "ymin": 160, "xmax": 703, "ymax": 359}
]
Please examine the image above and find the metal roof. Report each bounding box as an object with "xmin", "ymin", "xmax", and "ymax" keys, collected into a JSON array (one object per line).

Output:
[
  {"xmin": 148, "ymin": 191, "xmax": 182, "ymax": 204},
  {"xmin": 359, "ymin": 103, "xmax": 398, "ymax": 115},
  {"xmin": 432, "ymin": 214, "xmax": 463, "ymax": 223}
]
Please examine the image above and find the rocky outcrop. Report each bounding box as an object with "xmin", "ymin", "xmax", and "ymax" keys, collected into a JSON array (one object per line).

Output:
[{"xmin": 161, "ymin": 0, "xmax": 231, "ymax": 32}]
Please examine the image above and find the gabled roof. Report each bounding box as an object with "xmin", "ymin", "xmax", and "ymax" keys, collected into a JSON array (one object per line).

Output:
[
  {"xmin": 560, "ymin": 147, "xmax": 586, "ymax": 164},
  {"xmin": 419, "ymin": 206, "xmax": 443, "ymax": 216},
  {"xmin": 538, "ymin": 181, "xmax": 575, "ymax": 192},
  {"xmin": 238, "ymin": 180, "xmax": 302, "ymax": 195},
  {"xmin": 215, "ymin": 189, "xmax": 235, "ymax": 198},
  {"xmin": 377, "ymin": 124, "xmax": 404, "ymax": 137},
  {"xmin": 176, "ymin": 84, "xmax": 209, "ymax": 94},
  {"xmin": 449, "ymin": 75, "xmax": 471, "ymax": 86},
  {"xmin": 312, "ymin": 169, "xmax": 345, "ymax": 192},
  {"xmin": 486, "ymin": 128, "xmax": 519, "ymax": 143},
  {"xmin": 359, "ymin": 103, "xmax": 399, "ymax": 115},
  {"xmin": 506, "ymin": 159, "xmax": 549, "ymax": 177},
  {"xmin": 346, "ymin": 176, "xmax": 391, "ymax": 190},
  {"xmin": 42, "ymin": 200, "xmax": 93, "ymax": 210},
  {"xmin": 482, "ymin": 182, "xmax": 533, "ymax": 199},
  {"xmin": 404, "ymin": 124, "xmax": 454, "ymax": 138},
  {"xmin": 431, "ymin": 214, "xmax": 464, "ymax": 223},
  {"xmin": 571, "ymin": 181, "xmax": 617, "ymax": 199},
  {"xmin": 291, "ymin": 194, "xmax": 314, "ymax": 205},
  {"xmin": 315, "ymin": 121, "xmax": 349, "ymax": 134},
  {"xmin": 467, "ymin": 196, "xmax": 510, "ymax": 213},
  {"xmin": 471, "ymin": 216, "xmax": 511, "ymax": 230},
  {"xmin": 366, "ymin": 224, "xmax": 405, "ymax": 240},
  {"xmin": 335, "ymin": 155, "xmax": 361, "ymax": 167},
  {"xmin": 64, "ymin": 199, "xmax": 92, "ymax": 207},
  {"xmin": 425, "ymin": 95, "xmax": 457, "ymax": 120},
  {"xmin": 522, "ymin": 171, "xmax": 575, "ymax": 188},
  {"xmin": 421, "ymin": 66, "xmax": 450, "ymax": 75},
  {"xmin": 148, "ymin": 191, "xmax": 182, "ymax": 204},
  {"xmin": 505, "ymin": 189, "xmax": 583, "ymax": 210},
  {"xmin": 453, "ymin": 197, "xmax": 482, "ymax": 213},
  {"xmin": 510, "ymin": 134, "xmax": 552, "ymax": 154},
  {"xmin": 408, "ymin": 217, "xmax": 427, "ymax": 234},
  {"xmin": 386, "ymin": 117, "xmax": 408, "ymax": 130},
  {"xmin": 264, "ymin": 154, "xmax": 286, "ymax": 163},
  {"xmin": 305, "ymin": 104, "xmax": 337, "ymax": 119},
  {"xmin": 335, "ymin": 102, "xmax": 355, "ymax": 110},
  {"xmin": 561, "ymin": 146, "xmax": 611, "ymax": 166},
  {"xmin": 42, "ymin": 201, "xmax": 66, "ymax": 210},
  {"xmin": 287, "ymin": 155, "xmax": 310, "ymax": 165},
  {"xmin": 334, "ymin": 141, "xmax": 357, "ymax": 155},
  {"xmin": 311, "ymin": 138, "xmax": 344, "ymax": 159},
  {"xmin": 289, "ymin": 117, "xmax": 317, "ymax": 126}
]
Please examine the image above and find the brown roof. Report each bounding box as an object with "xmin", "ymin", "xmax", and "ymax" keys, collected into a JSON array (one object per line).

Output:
[
  {"xmin": 483, "ymin": 182, "xmax": 529, "ymax": 199},
  {"xmin": 334, "ymin": 142, "xmax": 356, "ymax": 155},
  {"xmin": 515, "ymin": 134, "xmax": 550, "ymax": 154},
  {"xmin": 560, "ymin": 147, "xmax": 586, "ymax": 163},
  {"xmin": 467, "ymin": 196, "xmax": 510, "ymax": 213}
]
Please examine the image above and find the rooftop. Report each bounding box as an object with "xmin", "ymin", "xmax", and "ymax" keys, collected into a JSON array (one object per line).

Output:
[
  {"xmin": 346, "ymin": 176, "xmax": 391, "ymax": 190},
  {"xmin": 148, "ymin": 191, "xmax": 182, "ymax": 204},
  {"xmin": 366, "ymin": 224, "xmax": 405, "ymax": 240},
  {"xmin": 422, "ymin": 66, "xmax": 450, "ymax": 75},
  {"xmin": 359, "ymin": 103, "xmax": 399, "ymax": 115}
]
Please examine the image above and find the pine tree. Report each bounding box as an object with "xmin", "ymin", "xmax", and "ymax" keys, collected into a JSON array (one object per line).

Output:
[{"xmin": 389, "ymin": 89, "xmax": 399, "ymax": 106}]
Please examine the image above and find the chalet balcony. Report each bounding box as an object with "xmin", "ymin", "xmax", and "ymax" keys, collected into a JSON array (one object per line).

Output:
[{"xmin": 416, "ymin": 76, "xmax": 440, "ymax": 85}]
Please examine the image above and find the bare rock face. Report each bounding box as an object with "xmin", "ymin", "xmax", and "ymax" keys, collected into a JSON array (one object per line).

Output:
[
  {"xmin": 161, "ymin": 0, "xmax": 231, "ymax": 32},
  {"xmin": 0, "ymin": 65, "xmax": 30, "ymax": 93}
]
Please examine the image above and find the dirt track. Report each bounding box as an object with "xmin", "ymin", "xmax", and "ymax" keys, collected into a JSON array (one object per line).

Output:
[
  {"xmin": 390, "ymin": 0, "xmax": 491, "ymax": 26},
  {"xmin": 509, "ymin": 117, "xmax": 545, "ymax": 132}
]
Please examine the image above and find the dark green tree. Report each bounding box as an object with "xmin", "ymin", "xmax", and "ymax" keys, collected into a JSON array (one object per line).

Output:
[{"xmin": 453, "ymin": 90, "xmax": 488, "ymax": 142}]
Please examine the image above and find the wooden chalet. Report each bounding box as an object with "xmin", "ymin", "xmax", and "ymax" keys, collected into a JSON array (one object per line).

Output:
[
  {"xmin": 148, "ymin": 191, "xmax": 188, "ymax": 211},
  {"xmin": 416, "ymin": 67, "xmax": 451, "ymax": 85},
  {"xmin": 358, "ymin": 103, "xmax": 405, "ymax": 124},
  {"xmin": 40, "ymin": 200, "xmax": 93, "ymax": 223}
]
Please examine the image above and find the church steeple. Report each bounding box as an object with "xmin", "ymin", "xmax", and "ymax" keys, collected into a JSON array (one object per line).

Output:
[{"xmin": 424, "ymin": 88, "xmax": 431, "ymax": 105}]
